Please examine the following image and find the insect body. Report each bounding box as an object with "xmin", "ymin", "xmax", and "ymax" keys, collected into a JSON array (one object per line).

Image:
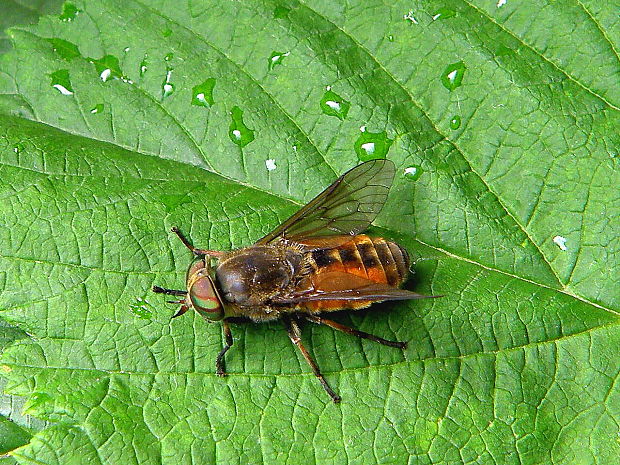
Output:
[{"xmin": 153, "ymin": 159, "xmax": 434, "ymax": 402}]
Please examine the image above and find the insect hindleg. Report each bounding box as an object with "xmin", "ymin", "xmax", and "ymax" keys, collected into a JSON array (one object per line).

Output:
[
  {"xmin": 283, "ymin": 316, "xmax": 341, "ymax": 403},
  {"xmin": 171, "ymin": 227, "xmax": 224, "ymax": 258},
  {"xmin": 303, "ymin": 314, "xmax": 407, "ymax": 349},
  {"xmin": 215, "ymin": 320, "xmax": 233, "ymax": 377}
]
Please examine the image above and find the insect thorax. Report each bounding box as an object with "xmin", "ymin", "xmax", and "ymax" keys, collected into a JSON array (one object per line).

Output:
[{"xmin": 215, "ymin": 244, "xmax": 305, "ymax": 309}]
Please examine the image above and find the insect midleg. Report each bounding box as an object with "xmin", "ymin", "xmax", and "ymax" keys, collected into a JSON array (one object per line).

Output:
[
  {"xmin": 283, "ymin": 316, "xmax": 341, "ymax": 403},
  {"xmin": 171, "ymin": 227, "xmax": 224, "ymax": 258},
  {"xmin": 304, "ymin": 314, "xmax": 407, "ymax": 350},
  {"xmin": 215, "ymin": 320, "xmax": 234, "ymax": 377}
]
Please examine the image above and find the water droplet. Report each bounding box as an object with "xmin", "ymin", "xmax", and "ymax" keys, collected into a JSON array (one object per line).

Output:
[
  {"xmin": 450, "ymin": 115, "xmax": 461, "ymax": 129},
  {"xmin": 139, "ymin": 56, "xmax": 148, "ymax": 76},
  {"xmin": 123, "ymin": 47, "xmax": 130, "ymax": 53},
  {"xmin": 90, "ymin": 55, "xmax": 123, "ymax": 82},
  {"xmin": 432, "ymin": 7, "xmax": 456, "ymax": 20},
  {"xmin": 50, "ymin": 69, "xmax": 74, "ymax": 95},
  {"xmin": 354, "ymin": 130, "xmax": 393, "ymax": 161},
  {"xmin": 13, "ymin": 142, "xmax": 24, "ymax": 154},
  {"xmin": 403, "ymin": 10, "xmax": 418, "ymax": 24},
  {"xmin": 129, "ymin": 297, "xmax": 153, "ymax": 319},
  {"xmin": 229, "ymin": 106, "xmax": 255, "ymax": 147},
  {"xmin": 90, "ymin": 103, "xmax": 104, "ymax": 114},
  {"xmin": 553, "ymin": 235, "xmax": 567, "ymax": 251},
  {"xmin": 497, "ymin": 0, "xmax": 507, "ymax": 7},
  {"xmin": 59, "ymin": 2, "xmax": 79, "ymax": 21},
  {"xmin": 265, "ymin": 159, "xmax": 277, "ymax": 171},
  {"xmin": 360, "ymin": 125, "xmax": 366, "ymax": 132},
  {"xmin": 441, "ymin": 61, "xmax": 466, "ymax": 91},
  {"xmin": 191, "ymin": 78, "xmax": 216, "ymax": 107},
  {"xmin": 47, "ymin": 38, "xmax": 80, "ymax": 60},
  {"xmin": 320, "ymin": 89, "xmax": 350, "ymax": 120},
  {"xmin": 268, "ymin": 51, "xmax": 289, "ymax": 70},
  {"xmin": 162, "ymin": 69, "xmax": 174, "ymax": 99},
  {"xmin": 273, "ymin": 6, "xmax": 290, "ymax": 18},
  {"xmin": 164, "ymin": 53, "xmax": 174, "ymax": 62},
  {"xmin": 495, "ymin": 44, "xmax": 514, "ymax": 57},
  {"xmin": 160, "ymin": 193, "xmax": 190, "ymax": 212},
  {"xmin": 387, "ymin": 34, "xmax": 395, "ymax": 42},
  {"xmin": 404, "ymin": 165, "xmax": 423, "ymax": 181},
  {"xmin": 163, "ymin": 28, "xmax": 172, "ymax": 37}
]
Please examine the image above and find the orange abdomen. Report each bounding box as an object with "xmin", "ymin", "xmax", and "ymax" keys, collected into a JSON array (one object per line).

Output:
[{"xmin": 300, "ymin": 235, "xmax": 410, "ymax": 312}]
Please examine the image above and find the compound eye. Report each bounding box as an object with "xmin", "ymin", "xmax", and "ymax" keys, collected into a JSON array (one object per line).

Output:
[{"xmin": 189, "ymin": 276, "xmax": 224, "ymax": 321}]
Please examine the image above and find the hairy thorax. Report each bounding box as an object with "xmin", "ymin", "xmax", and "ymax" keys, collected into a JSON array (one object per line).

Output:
[{"xmin": 215, "ymin": 244, "xmax": 304, "ymax": 318}]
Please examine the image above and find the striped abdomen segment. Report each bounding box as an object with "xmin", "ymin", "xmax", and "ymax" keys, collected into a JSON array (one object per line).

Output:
[
  {"xmin": 308, "ymin": 235, "xmax": 410, "ymax": 286},
  {"xmin": 299, "ymin": 235, "xmax": 410, "ymax": 312}
]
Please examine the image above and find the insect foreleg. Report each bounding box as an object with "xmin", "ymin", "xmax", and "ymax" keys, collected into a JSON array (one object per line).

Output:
[
  {"xmin": 152, "ymin": 286, "xmax": 187, "ymax": 296},
  {"xmin": 303, "ymin": 314, "xmax": 407, "ymax": 349},
  {"xmin": 215, "ymin": 320, "xmax": 234, "ymax": 377},
  {"xmin": 171, "ymin": 227, "xmax": 224, "ymax": 258},
  {"xmin": 283, "ymin": 316, "xmax": 341, "ymax": 403}
]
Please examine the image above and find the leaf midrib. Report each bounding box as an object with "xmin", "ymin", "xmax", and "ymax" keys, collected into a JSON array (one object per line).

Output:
[{"xmin": 2, "ymin": 116, "xmax": 616, "ymax": 316}]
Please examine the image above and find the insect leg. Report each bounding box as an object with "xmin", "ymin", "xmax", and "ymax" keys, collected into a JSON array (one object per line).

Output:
[
  {"xmin": 303, "ymin": 314, "xmax": 407, "ymax": 350},
  {"xmin": 215, "ymin": 320, "xmax": 234, "ymax": 377},
  {"xmin": 283, "ymin": 316, "xmax": 341, "ymax": 403},
  {"xmin": 170, "ymin": 227, "xmax": 224, "ymax": 258},
  {"xmin": 152, "ymin": 286, "xmax": 187, "ymax": 296}
]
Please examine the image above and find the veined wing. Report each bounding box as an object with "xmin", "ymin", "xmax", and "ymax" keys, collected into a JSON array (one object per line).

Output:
[{"xmin": 256, "ymin": 159, "xmax": 395, "ymax": 244}]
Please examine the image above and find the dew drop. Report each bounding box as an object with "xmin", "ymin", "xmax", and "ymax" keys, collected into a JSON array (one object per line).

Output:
[
  {"xmin": 13, "ymin": 142, "xmax": 24, "ymax": 154},
  {"xmin": 404, "ymin": 165, "xmax": 423, "ymax": 181},
  {"xmin": 229, "ymin": 106, "xmax": 255, "ymax": 147},
  {"xmin": 191, "ymin": 78, "xmax": 216, "ymax": 107},
  {"xmin": 273, "ymin": 6, "xmax": 290, "ymax": 18},
  {"xmin": 164, "ymin": 52, "xmax": 174, "ymax": 62},
  {"xmin": 450, "ymin": 115, "xmax": 461, "ymax": 129},
  {"xmin": 268, "ymin": 51, "xmax": 290, "ymax": 70},
  {"xmin": 90, "ymin": 103, "xmax": 104, "ymax": 114},
  {"xmin": 432, "ymin": 7, "xmax": 456, "ymax": 20},
  {"xmin": 265, "ymin": 159, "xmax": 277, "ymax": 171},
  {"xmin": 162, "ymin": 69, "xmax": 174, "ymax": 99},
  {"xmin": 123, "ymin": 47, "xmax": 130, "ymax": 53},
  {"xmin": 497, "ymin": 0, "xmax": 507, "ymax": 7},
  {"xmin": 403, "ymin": 10, "xmax": 418, "ymax": 24},
  {"xmin": 387, "ymin": 34, "xmax": 395, "ymax": 42},
  {"xmin": 59, "ymin": 2, "xmax": 79, "ymax": 21},
  {"xmin": 320, "ymin": 89, "xmax": 350, "ymax": 120},
  {"xmin": 354, "ymin": 130, "xmax": 393, "ymax": 161},
  {"xmin": 50, "ymin": 69, "xmax": 74, "ymax": 95},
  {"xmin": 90, "ymin": 55, "xmax": 124, "ymax": 82},
  {"xmin": 47, "ymin": 38, "xmax": 80, "ymax": 60},
  {"xmin": 553, "ymin": 235, "xmax": 568, "ymax": 251},
  {"xmin": 139, "ymin": 56, "xmax": 148, "ymax": 76},
  {"xmin": 130, "ymin": 297, "xmax": 153, "ymax": 319},
  {"xmin": 441, "ymin": 61, "xmax": 466, "ymax": 91}
]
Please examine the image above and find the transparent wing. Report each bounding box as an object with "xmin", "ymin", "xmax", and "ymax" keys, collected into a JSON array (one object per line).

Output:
[{"xmin": 256, "ymin": 159, "xmax": 395, "ymax": 244}]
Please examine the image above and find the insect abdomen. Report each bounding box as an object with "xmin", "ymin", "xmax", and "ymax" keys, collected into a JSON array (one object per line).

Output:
[
  {"xmin": 302, "ymin": 235, "xmax": 410, "ymax": 311},
  {"xmin": 310, "ymin": 235, "xmax": 409, "ymax": 285}
]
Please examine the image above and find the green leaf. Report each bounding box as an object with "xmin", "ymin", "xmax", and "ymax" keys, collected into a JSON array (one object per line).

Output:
[
  {"xmin": 0, "ymin": 0, "xmax": 619, "ymax": 463},
  {"xmin": 0, "ymin": 320, "xmax": 42, "ymax": 463},
  {"xmin": 0, "ymin": 1, "xmax": 64, "ymax": 54}
]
